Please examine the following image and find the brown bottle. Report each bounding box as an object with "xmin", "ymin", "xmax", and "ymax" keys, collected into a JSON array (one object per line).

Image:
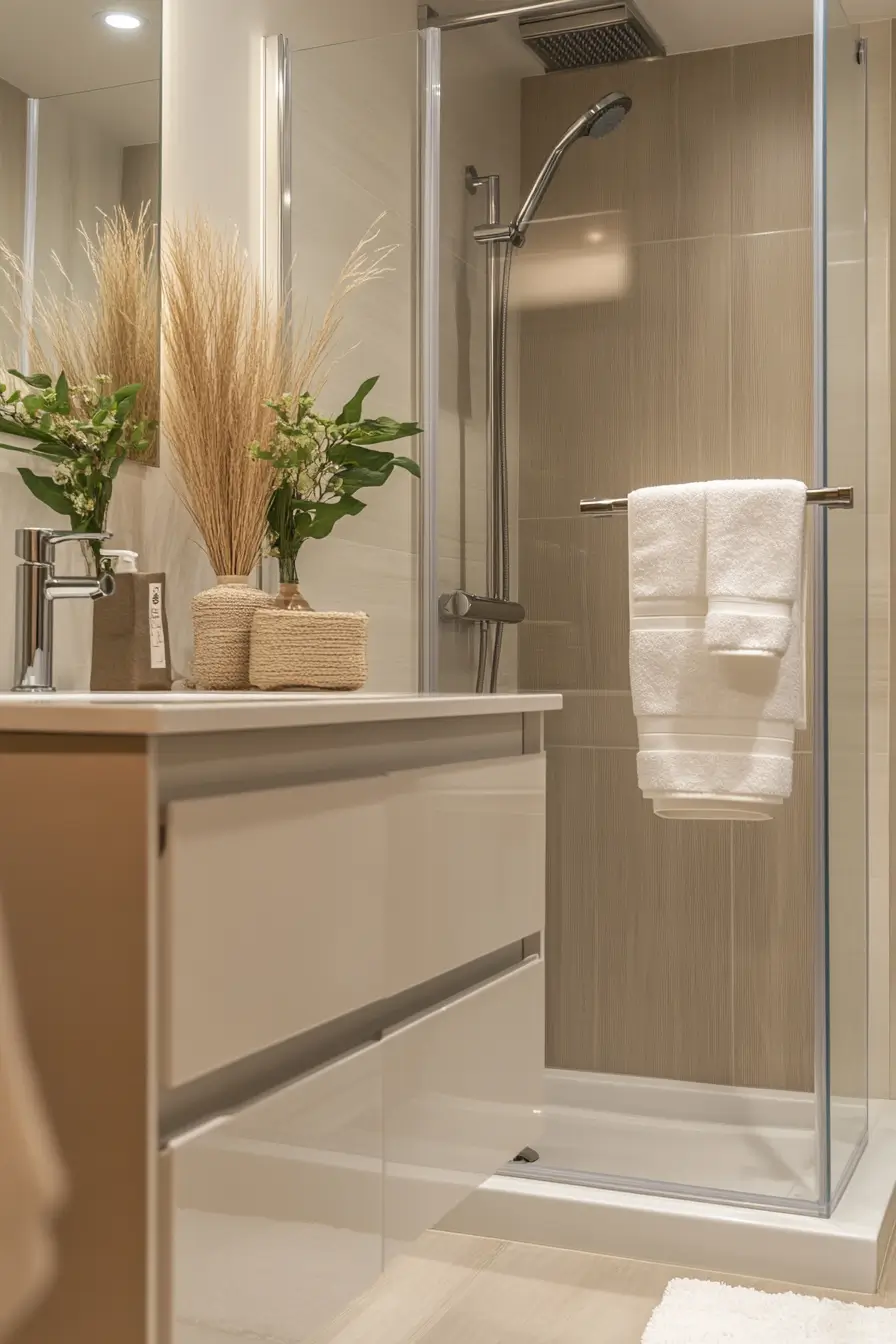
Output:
[{"xmin": 91, "ymin": 550, "xmax": 172, "ymax": 692}]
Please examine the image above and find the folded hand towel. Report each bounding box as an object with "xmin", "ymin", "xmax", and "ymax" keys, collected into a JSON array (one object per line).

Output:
[
  {"xmin": 704, "ymin": 479, "xmax": 806, "ymax": 657},
  {"xmin": 629, "ymin": 483, "xmax": 706, "ymax": 605}
]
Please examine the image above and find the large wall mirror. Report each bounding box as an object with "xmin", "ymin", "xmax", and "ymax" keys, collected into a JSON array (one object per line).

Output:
[{"xmin": 0, "ymin": 1, "xmax": 161, "ymax": 461}]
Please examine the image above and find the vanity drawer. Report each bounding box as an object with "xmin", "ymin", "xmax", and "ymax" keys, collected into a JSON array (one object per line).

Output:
[
  {"xmin": 161, "ymin": 779, "xmax": 388, "ymax": 1086},
  {"xmin": 167, "ymin": 1041, "xmax": 383, "ymax": 1344},
  {"xmin": 386, "ymin": 755, "xmax": 546, "ymax": 995},
  {"xmin": 383, "ymin": 957, "xmax": 544, "ymax": 1259}
]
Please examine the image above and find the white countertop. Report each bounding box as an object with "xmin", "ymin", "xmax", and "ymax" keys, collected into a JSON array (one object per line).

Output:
[{"xmin": 0, "ymin": 691, "xmax": 562, "ymax": 736}]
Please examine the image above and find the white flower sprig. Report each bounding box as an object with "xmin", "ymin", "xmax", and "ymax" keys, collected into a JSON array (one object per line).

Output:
[{"xmin": 0, "ymin": 368, "xmax": 155, "ymax": 574}]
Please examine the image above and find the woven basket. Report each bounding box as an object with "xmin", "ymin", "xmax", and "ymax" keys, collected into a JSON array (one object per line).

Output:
[
  {"xmin": 249, "ymin": 609, "xmax": 369, "ymax": 691},
  {"xmin": 192, "ymin": 579, "xmax": 276, "ymax": 690}
]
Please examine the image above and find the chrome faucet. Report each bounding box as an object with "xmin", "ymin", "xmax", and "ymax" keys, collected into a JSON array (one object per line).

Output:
[{"xmin": 13, "ymin": 528, "xmax": 115, "ymax": 692}]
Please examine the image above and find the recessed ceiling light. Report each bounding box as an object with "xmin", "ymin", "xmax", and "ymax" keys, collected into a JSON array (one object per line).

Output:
[{"xmin": 103, "ymin": 11, "xmax": 143, "ymax": 29}]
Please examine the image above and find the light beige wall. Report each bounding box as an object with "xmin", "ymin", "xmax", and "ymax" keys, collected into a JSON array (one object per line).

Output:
[
  {"xmin": 287, "ymin": 23, "xmax": 419, "ymax": 689},
  {"xmin": 0, "ymin": 74, "xmax": 26, "ymax": 364},
  {"xmin": 0, "ymin": 75, "xmax": 145, "ymax": 691},
  {"xmin": 153, "ymin": 0, "xmax": 422, "ymax": 687},
  {"xmin": 521, "ymin": 32, "xmax": 889, "ymax": 1093},
  {"xmin": 34, "ymin": 96, "xmax": 123, "ymax": 302},
  {"xmin": 121, "ymin": 141, "xmax": 160, "ymax": 228}
]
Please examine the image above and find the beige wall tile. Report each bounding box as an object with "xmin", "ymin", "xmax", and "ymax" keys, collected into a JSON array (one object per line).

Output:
[
  {"xmin": 544, "ymin": 692, "xmax": 638, "ymax": 749},
  {"xmin": 519, "ymin": 517, "xmax": 629, "ymax": 693},
  {"xmin": 519, "ymin": 38, "xmax": 835, "ymax": 1095},
  {"xmin": 521, "ymin": 56, "xmax": 677, "ymax": 245},
  {"xmin": 520, "ymin": 235, "xmax": 729, "ymax": 521},
  {"xmin": 732, "ymin": 754, "xmax": 814, "ymax": 1092},
  {"xmin": 732, "ymin": 35, "xmax": 812, "ymax": 235},
  {"xmin": 545, "ymin": 748, "xmax": 733, "ymax": 1082},
  {"xmin": 521, "ymin": 67, "xmax": 625, "ymax": 231},
  {"xmin": 679, "ymin": 235, "xmax": 732, "ymax": 473},
  {"xmin": 519, "ymin": 300, "xmax": 613, "ymax": 521},
  {"xmin": 677, "ymin": 48, "xmax": 733, "ymax": 240},
  {"xmin": 731, "ymin": 230, "xmax": 813, "ymax": 479},
  {"xmin": 544, "ymin": 749, "xmax": 599, "ymax": 1071},
  {"xmin": 614, "ymin": 55, "xmax": 680, "ymax": 245}
]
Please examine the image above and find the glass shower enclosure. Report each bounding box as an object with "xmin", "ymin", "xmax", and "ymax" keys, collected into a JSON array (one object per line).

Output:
[{"xmin": 418, "ymin": 0, "xmax": 869, "ymax": 1216}]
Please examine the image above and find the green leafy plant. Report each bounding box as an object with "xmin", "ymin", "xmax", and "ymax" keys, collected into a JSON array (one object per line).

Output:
[
  {"xmin": 251, "ymin": 376, "xmax": 421, "ymax": 584},
  {"xmin": 0, "ymin": 368, "xmax": 155, "ymax": 574}
]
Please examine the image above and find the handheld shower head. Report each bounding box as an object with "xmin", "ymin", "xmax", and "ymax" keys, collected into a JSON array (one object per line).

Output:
[
  {"xmin": 509, "ymin": 91, "xmax": 632, "ymax": 243},
  {"xmin": 583, "ymin": 91, "xmax": 633, "ymax": 138}
]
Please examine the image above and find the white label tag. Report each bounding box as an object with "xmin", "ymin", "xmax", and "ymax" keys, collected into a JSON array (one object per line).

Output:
[{"xmin": 148, "ymin": 582, "xmax": 167, "ymax": 670}]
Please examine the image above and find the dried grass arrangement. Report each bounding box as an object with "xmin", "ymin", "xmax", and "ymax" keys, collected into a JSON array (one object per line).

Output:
[
  {"xmin": 162, "ymin": 218, "xmax": 280, "ymax": 581},
  {"xmin": 1, "ymin": 204, "xmax": 160, "ymax": 463},
  {"xmin": 163, "ymin": 214, "xmax": 393, "ymax": 690},
  {"xmin": 162, "ymin": 214, "xmax": 394, "ymax": 581}
]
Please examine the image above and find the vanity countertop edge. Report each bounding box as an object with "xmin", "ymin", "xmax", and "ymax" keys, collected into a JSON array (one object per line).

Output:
[{"xmin": 0, "ymin": 690, "xmax": 562, "ymax": 735}]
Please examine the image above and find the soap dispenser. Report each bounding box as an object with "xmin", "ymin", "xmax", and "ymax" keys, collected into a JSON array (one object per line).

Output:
[{"xmin": 90, "ymin": 550, "xmax": 172, "ymax": 691}]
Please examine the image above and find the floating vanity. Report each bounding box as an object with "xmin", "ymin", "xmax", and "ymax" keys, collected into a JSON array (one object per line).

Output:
[{"xmin": 0, "ymin": 691, "xmax": 558, "ymax": 1344}]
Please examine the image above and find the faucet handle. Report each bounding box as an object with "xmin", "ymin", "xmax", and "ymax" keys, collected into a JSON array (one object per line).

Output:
[{"xmin": 15, "ymin": 527, "xmax": 111, "ymax": 564}]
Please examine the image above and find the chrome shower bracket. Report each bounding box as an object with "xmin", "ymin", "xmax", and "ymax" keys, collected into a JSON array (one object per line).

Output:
[
  {"xmin": 439, "ymin": 591, "xmax": 526, "ymax": 624},
  {"xmin": 467, "ymin": 168, "xmax": 518, "ymax": 245}
]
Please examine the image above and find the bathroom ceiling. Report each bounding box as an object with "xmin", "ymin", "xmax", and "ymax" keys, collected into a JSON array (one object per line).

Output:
[
  {"xmin": 0, "ymin": 0, "xmax": 161, "ymax": 100},
  {"xmin": 432, "ymin": 0, "xmax": 896, "ymax": 50}
]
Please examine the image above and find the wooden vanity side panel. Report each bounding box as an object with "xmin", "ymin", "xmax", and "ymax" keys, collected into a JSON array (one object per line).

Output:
[{"xmin": 0, "ymin": 734, "xmax": 155, "ymax": 1344}]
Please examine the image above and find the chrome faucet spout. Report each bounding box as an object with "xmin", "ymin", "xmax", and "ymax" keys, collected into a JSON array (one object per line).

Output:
[
  {"xmin": 13, "ymin": 528, "xmax": 114, "ymax": 692},
  {"xmin": 46, "ymin": 574, "xmax": 116, "ymax": 602}
]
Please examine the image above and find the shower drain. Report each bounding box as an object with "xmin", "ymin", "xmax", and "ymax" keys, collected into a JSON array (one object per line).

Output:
[{"xmin": 511, "ymin": 1147, "xmax": 540, "ymax": 1164}]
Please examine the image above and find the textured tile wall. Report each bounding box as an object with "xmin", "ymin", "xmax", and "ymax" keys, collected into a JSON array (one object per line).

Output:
[{"xmin": 519, "ymin": 37, "xmax": 821, "ymax": 1090}]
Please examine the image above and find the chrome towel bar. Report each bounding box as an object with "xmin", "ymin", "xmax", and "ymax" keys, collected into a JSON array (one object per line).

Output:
[{"xmin": 579, "ymin": 485, "xmax": 854, "ymax": 515}]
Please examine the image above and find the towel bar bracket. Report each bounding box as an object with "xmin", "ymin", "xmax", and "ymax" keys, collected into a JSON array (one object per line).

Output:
[{"xmin": 579, "ymin": 486, "xmax": 854, "ymax": 516}]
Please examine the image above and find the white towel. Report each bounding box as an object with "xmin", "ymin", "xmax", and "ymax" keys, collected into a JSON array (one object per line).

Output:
[
  {"xmin": 628, "ymin": 482, "xmax": 805, "ymax": 822},
  {"xmin": 704, "ymin": 478, "xmax": 807, "ymax": 657},
  {"xmin": 632, "ymin": 619, "xmax": 804, "ymax": 820},
  {"xmin": 629, "ymin": 483, "xmax": 705, "ymax": 605}
]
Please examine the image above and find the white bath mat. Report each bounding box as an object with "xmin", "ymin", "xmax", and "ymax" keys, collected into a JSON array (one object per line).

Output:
[{"xmin": 642, "ymin": 1278, "xmax": 896, "ymax": 1342}]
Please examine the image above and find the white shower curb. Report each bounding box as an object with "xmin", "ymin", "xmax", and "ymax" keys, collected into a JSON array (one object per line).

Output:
[{"xmin": 441, "ymin": 1102, "xmax": 896, "ymax": 1294}]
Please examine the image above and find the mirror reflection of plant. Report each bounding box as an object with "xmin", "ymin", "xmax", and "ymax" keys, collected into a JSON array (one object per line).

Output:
[
  {"xmin": 0, "ymin": 368, "xmax": 155, "ymax": 574},
  {"xmin": 1, "ymin": 204, "xmax": 160, "ymax": 463},
  {"xmin": 250, "ymin": 376, "xmax": 421, "ymax": 585}
]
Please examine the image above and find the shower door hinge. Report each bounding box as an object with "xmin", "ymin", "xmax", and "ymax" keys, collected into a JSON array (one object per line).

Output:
[{"xmin": 857, "ymin": 37, "xmax": 867, "ymax": 66}]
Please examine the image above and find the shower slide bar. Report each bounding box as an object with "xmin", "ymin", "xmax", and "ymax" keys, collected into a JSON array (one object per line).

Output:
[{"xmin": 579, "ymin": 485, "xmax": 854, "ymax": 515}]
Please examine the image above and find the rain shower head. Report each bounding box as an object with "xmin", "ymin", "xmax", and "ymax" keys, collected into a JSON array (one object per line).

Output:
[
  {"xmin": 509, "ymin": 91, "xmax": 632, "ymax": 241},
  {"xmin": 520, "ymin": 2, "xmax": 665, "ymax": 71}
]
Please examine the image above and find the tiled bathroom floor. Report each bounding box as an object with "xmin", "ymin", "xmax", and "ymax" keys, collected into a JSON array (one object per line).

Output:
[{"xmin": 310, "ymin": 1229, "xmax": 896, "ymax": 1344}]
